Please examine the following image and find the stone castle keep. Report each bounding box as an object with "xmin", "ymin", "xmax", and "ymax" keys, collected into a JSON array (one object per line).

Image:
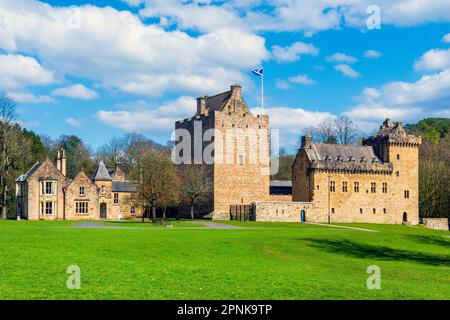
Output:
[{"xmin": 17, "ymin": 84, "xmax": 422, "ymax": 224}]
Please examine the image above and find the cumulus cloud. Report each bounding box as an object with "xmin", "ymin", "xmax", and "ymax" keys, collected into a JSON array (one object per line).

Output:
[
  {"xmin": 288, "ymin": 74, "xmax": 315, "ymax": 85},
  {"xmin": 96, "ymin": 96, "xmax": 196, "ymax": 134},
  {"xmin": 334, "ymin": 64, "xmax": 360, "ymax": 78},
  {"xmin": 0, "ymin": 54, "xmax": 54, "ymax": 90},
  {"xmin": 51, "ymin": 84, "xmax": 99, "ymax": 100},
  {"xmin": 275, "ymin": 79, "xmax": 290, "ymax": 90},
  {"xmin": 414, "ymin": 48, "xmax": 450, "ymax": 71},
  {"xmin": 343, "ymin": 68, "xmax": 450, "ymax": 130},
  {"xmin": 327, "ymin": 53, "xmax": 358, "ymax": 64},
  {"xmin": 271, "ymin": 42, "xmax": 319, "ymax": 63},
  {"xmin": 364, "ymin": 50, "xmax": 382, "ymax": 59},
  {"xmin": 443, "ymin": 33, "xmax": 450, "ymax": 43},
  {"xmin": 66, "ymin": 117, "xmax": 83, "ymax": 127},
  {"xmin": 0, "ymin": 0, "xmax": 268, "ymax": 98},
  {"xmin": 6, "ymin": 91, "xmax": 55, "ymax": 104}
]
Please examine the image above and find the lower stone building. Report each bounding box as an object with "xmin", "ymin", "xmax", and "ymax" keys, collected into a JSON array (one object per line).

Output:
[
  {"xmin": 15, "ymin": 148, "xmax": 140, "ymax": 220},
  {"xmin": 255, "ymin": 119, "xmax": 422, "ymax": 225}
]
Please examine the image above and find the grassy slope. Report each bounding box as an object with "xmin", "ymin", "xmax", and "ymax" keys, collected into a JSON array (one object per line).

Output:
[{"xmin": 0, "ymin": 220, "xmax": 448, "ymax": 300}]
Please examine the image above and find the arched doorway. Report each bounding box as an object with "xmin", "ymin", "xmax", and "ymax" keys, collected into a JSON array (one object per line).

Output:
[
  {"xmin": 402, "ymin": 212, "xmax": 407, "ymax": 223},
  {"xmin": 300, "ymin": 210, "xmax": 306, "ymax": 223},
  {"xmin": 100, "ymin": 203, "xmax": 107, "ymax": 219}
]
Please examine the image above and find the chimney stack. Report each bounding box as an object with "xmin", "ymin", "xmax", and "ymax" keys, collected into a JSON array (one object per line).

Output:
[
  {"xmin": 60, "ymin": 148, "xmax": 66, "ymax": 177},
  {"xmin": 196, "ymin": 96, "xmax": 208, "ymax": 116},
  {"xmin": 301, "ymin": 135, "xmax": 312, "ymax": 149},
  {"xmin": 56, "ymin": 150, "xmax": 61, "ymax": 171},
  {"xmin": 231, "ymin": 84, "xmax": 242, "ymax": 98}
]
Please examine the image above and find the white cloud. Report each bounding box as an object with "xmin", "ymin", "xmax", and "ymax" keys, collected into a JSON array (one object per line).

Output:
[
  {"xmin": 288, "ymin": 74, "xmax": 315, "ymax": 85},
  {"xmin": 443, "ymin": 33, "xmax": 450, "ymax": 43},
  {"xmin": 51, "ymin": 84, "xmax": 99, "ymax": 100},
  {"xmin": 364, "ymin": 50, "xmax": 382, "ymax": 59},
  {"xmin": 275, "ymin": 79, "xmax": 290, "ymax": 90},
  {"xmin": 344, "ymin": 67, "xmax": 450, "ymax": 129},
  {"xmin": 66, "ymin": 117, "xmax": 82, "ymax": 127},
  {"xmin": 414, "ymin": 48, "xmax": 450, "ymax": 71},
  {"xmin": 96, "ymin": 96, "xmax": 196, "ymax": 134},
  {"xmin": 0, "ymin": 54, "xmax": 54, "ymax": 90},
  {"xmin": 334, "ymin": 64, "xmax": 360, "ymax": 78},
  {"xmin": 327, "ymin": 53, "xmax": 358, "ymax": 64},
  {"xmin": 0, "ymin": 0, "xmax": 268, "ymax": 98},
  {"xmin": 271, "ymin": 42, "xmax": 318, "ymax": 63},
  {"xmin": 6, "ymin": 91, "xmax": 55, "ymax": 104}
]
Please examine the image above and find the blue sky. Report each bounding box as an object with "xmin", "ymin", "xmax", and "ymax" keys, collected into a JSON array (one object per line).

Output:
[{"xmin": 1, "ymin": 0, "xmax": 449, "ymax": 151}]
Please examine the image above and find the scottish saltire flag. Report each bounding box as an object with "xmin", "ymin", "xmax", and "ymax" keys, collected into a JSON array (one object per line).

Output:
[{"xmin": 252, "ymin": 67, "xmax": 263, "ymax": 76}]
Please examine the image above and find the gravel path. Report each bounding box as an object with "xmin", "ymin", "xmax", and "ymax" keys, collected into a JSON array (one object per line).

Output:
[
  {"xmin": 306, "ymin": 222, "xmax": 378, "ymax": 232},
  {"xmin": 74, "ymin": 221, "xmax": 244, "ymax": 230}
]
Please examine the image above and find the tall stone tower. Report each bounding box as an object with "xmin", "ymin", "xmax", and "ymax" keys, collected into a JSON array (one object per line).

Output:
[
  {"xmin": 362, "ymin": 119, "xmax": 422, "ymax": 223},
  {"xmin": 175, "ymin": 84, "xmax": 270, "ymax": 219}
]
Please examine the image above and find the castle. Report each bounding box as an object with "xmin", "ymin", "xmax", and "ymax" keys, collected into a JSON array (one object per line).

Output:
[
  {"xmin": 175, "ymin": 85, "xmax": 422, "ymax": 225},
  {"xmin": 15, "ymin": 149, "xmax": 140, "ymax": 220},
  {"xmin": 16, "ymin": 84, "xmax": 422, "ymax": 224}
]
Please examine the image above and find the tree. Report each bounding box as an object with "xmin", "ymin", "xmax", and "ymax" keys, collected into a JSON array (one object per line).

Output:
[
  {"xmin": 132, "ymin": 149, "xmax": 177, "ymax": 223},
  {"xmin": 96, "ymin": 137, "xmax": 124, "ymax": 168},
  {"xmin": 180, "ymin": 166, "xmax": 211, "ymax": 219},
  {"xmin": 334, "ymin": 116, "xmax": 359, "ymax": 145},
  {"xmin": 316, "ymin": 118, "xmax": 337, "ymax": 144},
  {"xmin": 53, "ymin": 135, "xmax": 96, "ymax": 178}
]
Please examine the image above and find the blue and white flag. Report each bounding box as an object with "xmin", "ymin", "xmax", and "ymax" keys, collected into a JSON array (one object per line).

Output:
[{"xmin": 252, "ymin": 67, "xmax": 263, "ymax": 77}]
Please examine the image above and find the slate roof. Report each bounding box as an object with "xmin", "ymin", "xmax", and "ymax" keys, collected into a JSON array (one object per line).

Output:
[
  {"xmin": 200, "ymin": 90, "xmax": 231, "ymax": 113},
  {"xmin": 15, "ymin": 162, "xmax": 42, "ymax": 182},
  {"xmin": 92, "ymin": 161, "xmax": 112, "ymax": 181},
  {"xmin": 303, "ymin": 144, "xmax": 392, "ymax": 174},
  {"xmin": 112, "ymin": 180, "xmax": 136, "ymax": 193}
]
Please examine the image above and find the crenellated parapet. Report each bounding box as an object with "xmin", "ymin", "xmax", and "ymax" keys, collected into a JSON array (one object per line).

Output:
[{"xmin": 363, "ymin": 118, "xmax": 422, "ymax": 147}]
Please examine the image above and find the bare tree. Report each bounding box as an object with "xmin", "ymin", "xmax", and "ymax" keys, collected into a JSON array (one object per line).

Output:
[
  {"xmin": 334, "ymin": 116, "xmax": 359, "ymax": 145},
  {"xmin": 0, "ymin": 93, "xmax": 18, "ymax": 219},
  {"xmin": 317, "ymin": 118, "xmax": 337, "ymax": 144},
  {"xmin": 180, "ymin": 166, "xmax": 211, "ymax": 219},
  {"xmin": 97, "ymin": 137, "xmax": 124, "ymax": 167}
]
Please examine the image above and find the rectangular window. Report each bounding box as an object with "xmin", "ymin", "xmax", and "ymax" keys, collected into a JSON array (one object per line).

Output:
[
  {"xmin": 371, "ymin": 182, "xmax": 376, "ymax": 193},
  {"xmin": 397, "ymin": 154, "xmax": 400, "ymax": 160},
  {"xmin": 316, "ymin": 185, "xmax": 320, "ymax": 190},
  {"xmin": 383, "ymin": 208, "xmax": 387, "ymax": 214},
  {"xmin": 45, "ymin": 201, "xmax": 53, "ymax": 215},
  {"xmin": 114, "ymin": 193, "xmax": 119, "ymax": 204},
  {"xmin": 396, "ymin": 171, "xmax": 400, "ymax": 177},
  {"xmin": 76, "ymin": 202, "xmax": 89, "ymax": 214},
  {"xmin": 404, "ymin": 190, "xmax": 410, "ymax": 199},
  {"xmin": 238, "ymin": 155, "xmax": 244, "ymax": 165},
  {"xmin": 130, "ymin": 206, "xmax": 136, "ymax": 215},
  {"xmin": 382, "ymin": 182, "xmax": 387, "ymax": 193},
  {"xmin": 359, "ymin": 208, "xmax": 363, "ymax": 214},
  {"xmin": 373, "ymin": 208, "xmax": 376, "ymax": 214},
  {"xmin": 45, "ymin": 181, "xmax": 53, "ymax": 195},
  {"xmin": 342, "ymin": 181, "xmax": 348, "ymax": 192},
  {"xmin": 331, "ymin": 208, "xmax": 335, "ymax": 214},
  {"xmin": 329, "ymin": 181, "xmax": 336, "ymax": 192},
  {"xmin": 101, "ymin": 185, "xmax": 106, "ymax": 194},
  {"xmin": 79, "ymin": 187, "xmax": 85, "ymax": 196},
  {"xmin": 354, "ymin": 181, "xmax": 359, "ymax": 193}
]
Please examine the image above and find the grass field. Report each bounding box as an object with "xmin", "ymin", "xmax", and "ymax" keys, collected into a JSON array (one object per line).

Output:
[{"xmin": 0, "ymin": 220, "xmax": 449, "ymax": 300}]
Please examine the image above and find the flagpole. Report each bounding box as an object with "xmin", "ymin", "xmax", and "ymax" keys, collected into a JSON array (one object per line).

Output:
[{"xmin": 261, "ymin": 72, "xmax": 264, "ymax": 113}]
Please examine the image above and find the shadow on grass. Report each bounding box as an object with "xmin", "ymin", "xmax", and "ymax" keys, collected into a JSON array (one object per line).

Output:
[
  {"xmin": 304, "ymin": 238, "xmax": 450, "ymax": 266},
  {"xmin": 409, "ymin": 235, "xmax": 450, "ymax": 248}
]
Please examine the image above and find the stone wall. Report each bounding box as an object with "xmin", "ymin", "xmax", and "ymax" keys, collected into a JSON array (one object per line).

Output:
[
  {"xmin": 65, "ymin": 171, "xmax": 99, "ymax": 220},
  {"xmin": 422, "ymin": 218, "xmax": 449, "ymax": 230},
  {"xmin": 254, "ymin": 201, "xmax": 316, "ymax": 222}
]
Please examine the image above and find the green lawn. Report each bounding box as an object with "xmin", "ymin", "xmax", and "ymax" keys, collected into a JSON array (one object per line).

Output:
[{"xmin": 0, "ymin": 220, "xmax": 449, "ymax": 300}]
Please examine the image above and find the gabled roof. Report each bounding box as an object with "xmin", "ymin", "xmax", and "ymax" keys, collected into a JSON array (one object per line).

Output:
[
  {"xmin": 15, "ymin": 161, "xmax": 42, "ymax": 182},
  {"xmin": 201, "ymin": 91, "xmax": 231, "ymax": 113},
  {"xmin": 92, "ymin": 161, "xmax": 112, "ymax": 181}
]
